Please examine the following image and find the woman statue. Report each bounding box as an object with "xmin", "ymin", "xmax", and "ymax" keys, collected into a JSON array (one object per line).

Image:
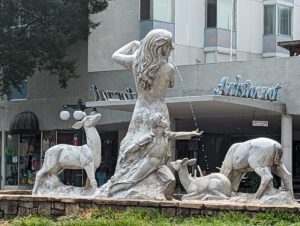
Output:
[{"xmin": 95, "ymin": 29, "xmax": 202, "ymax": 200}]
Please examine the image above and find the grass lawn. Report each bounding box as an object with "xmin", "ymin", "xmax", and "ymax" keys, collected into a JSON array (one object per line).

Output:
[{"xmin": 1, "ymin": 208, "xmax": 300, "ymax": 226}]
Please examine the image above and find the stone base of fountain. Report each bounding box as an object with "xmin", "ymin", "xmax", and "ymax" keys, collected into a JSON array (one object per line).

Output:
[{"xmin": 0, "ymin": 191, "xmax": 299, "ymax": 219}]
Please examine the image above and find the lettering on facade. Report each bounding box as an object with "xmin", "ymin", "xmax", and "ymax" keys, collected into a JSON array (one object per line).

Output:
[
  {"xmin": 252, "ymin": 120, "xmax": 269, "ymax": 127},
  {"xmin": 213, "ymin": 75, "xmax": 281, "ymax": 102},
  {"xmin": 90, "ymin": 85, "xmax": 138, "ymax": 101}
]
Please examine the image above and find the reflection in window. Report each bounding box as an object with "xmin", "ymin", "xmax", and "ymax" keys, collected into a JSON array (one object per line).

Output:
[
  {"xmin": 153, "ymin": 0, "xmax": 174, "ymax": 23},
  {"xmin": 140, "ymin": 0, "xmax": 151, "ymax": 21},
  {"xmin": 264, "ymin": 5, "xmax": 276, "ymax": 35},
  {"xmin": 140, "ymin": 0, "xmax": 174, "ymax": 23},
  {"xmin": 9, "ymin": 80, "xmax": 27, "ymax": 100},
  {"xmin": 264, "ymin": 4, "xmax": 292, "ymax": 36},
  {"xmin": 218, "ymin": 0, "xmax": 235, "ymax": 30},
  {"xmin": 278, "ymin": 5, "xmax": 292, "ymax": 36},
  {"xmin": 206, "ymin": 0, "xmax": 236, "ymax": 30},
  {"xmin": 207, "ymin": 0, "xmax": 217, "ymax": 28}
]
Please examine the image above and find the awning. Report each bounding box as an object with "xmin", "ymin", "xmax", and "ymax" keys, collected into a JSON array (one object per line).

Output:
[
  {"xmin": 278, "ymin": 40, "xmax": 300, "ymax": 56},
  {"xmin": 9, "ymin": 111, "xmax": 40, "ymax": 134},
  {"xmin": 86, "ymin": 95, "xmax": 285, "ymax": 115}
]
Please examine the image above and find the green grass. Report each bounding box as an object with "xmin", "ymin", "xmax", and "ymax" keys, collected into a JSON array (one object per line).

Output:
[{"xmin": 2, "ymin": 208, "xmax": 300, "ymax": 226}]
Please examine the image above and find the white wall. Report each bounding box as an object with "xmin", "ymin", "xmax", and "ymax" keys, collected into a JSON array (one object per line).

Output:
[
  {"xmin": 88, "ymin": 0, "xmax": 139, "ymax": 72},
  {"xmin": 174, "ymin": 0, "xmax": 205, "ymax": 65},
  {"xmin": 236, "ymin": 0, "xmax": 263, "ymax": 55},
  {"xmin": 293, "ymin": 0, "xmax": 300, "ymax": 40}
]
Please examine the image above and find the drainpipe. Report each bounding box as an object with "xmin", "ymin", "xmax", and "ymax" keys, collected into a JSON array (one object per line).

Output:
[{"xmin": 230, "ymin": 0, "xmax": 234, "ymax": 61}]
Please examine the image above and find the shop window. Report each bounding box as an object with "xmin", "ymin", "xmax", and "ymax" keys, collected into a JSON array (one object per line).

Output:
[
  {"xmin": 5, "ymin": 135, "xmax": 19, "ymax": 186},
  {"xmin": 19, "ymin": 134, "xmax": 41, "ymax": 186},
  {"xmin": 277, "ymin": 5, "xmax": 292, "ymax": 36},
  {"xmin": 9, "ymin": 81, "xmax": 27, "ymax": 100},
  {"xmin": 41, "ymin": 131, "xmax": 57, "ymax": 164},
  {"xmin": 264, "ymin": 5, "xmax": 276, "ymax": 35},
  {"xmin": 206, "ymin": 0, "xmax": 236, "ymax": 30}
]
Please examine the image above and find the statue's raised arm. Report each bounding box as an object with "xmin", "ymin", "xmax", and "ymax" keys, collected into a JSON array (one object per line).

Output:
[{"xmin": 112, "ymin": 40, "xmax": 140, "ymax": 69}]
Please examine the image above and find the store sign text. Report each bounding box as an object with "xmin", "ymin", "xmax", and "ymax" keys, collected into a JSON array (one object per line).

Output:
[
  {"xmin": 90, "ymin": 85, "xmax": 138, "ymax": 101},
  {"xmin": 213, "ymin": 75, "xmax": 282, "ymax": 102},
  {"xmin": 252, "ymin": 120, "xmax": 269, "ymax": 127}
]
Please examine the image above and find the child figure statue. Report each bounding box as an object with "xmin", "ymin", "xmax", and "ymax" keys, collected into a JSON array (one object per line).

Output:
[{"xmin": 108, "ymin": 113, "xmax": 203, "ymax": 199}]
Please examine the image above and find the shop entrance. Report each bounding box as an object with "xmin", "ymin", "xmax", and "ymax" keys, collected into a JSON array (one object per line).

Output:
[
  {"xmin": 293, "ymin": 141, "xmax": 300, "ymax": 192},
  {"xmin": 5, "ymin": 112, "xmax": 40, "ymax": 189}
]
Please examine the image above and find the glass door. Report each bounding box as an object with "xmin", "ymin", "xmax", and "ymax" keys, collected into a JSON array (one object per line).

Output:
[{"xmin": 5, "ymin": 134, "xmax": 19, "ymax": 186}]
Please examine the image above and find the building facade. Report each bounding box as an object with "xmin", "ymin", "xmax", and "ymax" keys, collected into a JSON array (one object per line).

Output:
[
  {"xmin": 89, "ymin": 0, "xmax": 300, "ymax": 72},
  {"xmin": 0, "ymin": 0, "xmax": 300, "ymax": 191}
]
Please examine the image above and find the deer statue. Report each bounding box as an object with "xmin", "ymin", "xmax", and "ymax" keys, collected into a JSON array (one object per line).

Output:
[
  {"xmin": 170, "ymin": 158, "xmax": 232, "ymax": 200},
  {"xmin": 32, "ymin": 113, "xmax": 102, "ymax": 195},
  {"xmin": 220, "ymin": 137, "xmax": 293, "ymax": 199}
]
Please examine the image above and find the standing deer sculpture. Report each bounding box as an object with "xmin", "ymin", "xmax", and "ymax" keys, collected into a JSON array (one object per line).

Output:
[
  {"xmin": 32, "ymin": 113, "xmax": 102, "ymax": 195},
  {"xmin": 220, "ymin": 137, "xmax": 293, "ymax": 199},
  {"xmin": 170, "ymin": 158, "xmax": 232, "ymax": 200}
]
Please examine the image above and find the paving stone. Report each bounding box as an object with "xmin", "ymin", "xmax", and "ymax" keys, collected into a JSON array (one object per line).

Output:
[
  {"xmin": 79, "ymin": 202, "xmax": 93, "ymax": 208},
  {"xmin": 93, "ymin": 198, "xmax": 115, "ymax": 205},
  {"xmin": 108, "ymin": 198, "xmax": 140, "ymax": 206},
  {"xmin": 176, "ymin": 207, "xmax": 190, "ymax": 217},
  {"xmin": 179, "ymin": 201, "xmax": 203, "ymax": 209},
  {"xmin": 244, "ymin": 211, "xmax": 258, "ymax": 217},
  {"xmin": 19, "ymin": 207, "xmax": 31, "ymax": 216},
  {"xmin": 2, "ymin": 195, "xmax": 21, "ymax": 201},
  {"xmin": 65, "ymin": 204, "xmax": 79, "ymax": 215},
  {"xmin": 30, "ymin": 196, "xmax": 49, "ymax": 202},
  {"xmin": 38, "ymin": 202, "xmax": 52, "ymax": 216},
  {"xmin": 3, "ymin": 201, "xmax": 18, "ymax": 214},
  {"xmin": 201, "ymin": 209, "xmax": 215, "ymax": 216},
  {"xmin": 60, "ymin": 198, "xmax": 77, "ymax": 204},
  {"xmin": 190, "ymin": 208, "xmax": 201, "ymax": 216},
  {"xmin": 245, "ymin": 205, "xmax": 260, "ymax": 211},
  {"xmin": 203, "ymin": 202, "xmax": 220, "ymax": 210},
  {"xmin": 161, "ymin": 207, "xmax": 176, "ymax": 217},
  {"xmin": 53, "ymin": 202, "xmax": 66, "ymax": 210},
  {"xmin": 218, "ymin": 203, "xmax": 245, "ymax": 211},
  {"xmin": 4, "ymin": 214, "xmax": 15, "ymax": 219},
  {"xmin": 19, "ymin": 201, "xmax": 33, "ymax": 209},
  {"xmin": 30, "ymin": 208, "xmax": 38, "ymax": 215},
  {"xmin": 140, "ymin": 207, "xmax": 157, "ymax": 212},
  {"xmin": 160, "ymin": 200, "xmax": 179, "ymax": 207},
  {"xmin": 19, "ymin": 196, "xmax": 36, "ymax": 202},
  {"xmin": 51, "ymin": 208, "xmax": 65, "ymax": 215},
  {"xmin": 139, "ymin": 200, "xmax": 161, "ymax": 207}
]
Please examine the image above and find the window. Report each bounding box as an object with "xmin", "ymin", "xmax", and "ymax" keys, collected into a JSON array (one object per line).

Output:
[
  {"xmin": 207, "ymin": 0, "xmax": 217, "ymax": 28},
  {"xmin": 140, "ymin": 0, "xmax": 151, "ymax": 21},
  {"xmin": 153, "ymin": 0, "xmax": 174, "ymax": 23},
  {"xmin": 264, "ymin": 5, "xmax": 276, "ymax": 35},
  {"xmin": 140, "ymin": 0, "xmax": 174, "ymax": 23},
  {"xmin": 206, "ymin": 0, "xmax": 236, "ymax": 30},
  {"xmin": 9, "ymin": 81, "xmax": 27, "ymax": 100},
  {"xmin": 264, "ymin": 4, "xmax": 292, "ymax": 36},
  {"xmin": 278, "ymin": 5, "xmax": 292, "ymax": 36}
]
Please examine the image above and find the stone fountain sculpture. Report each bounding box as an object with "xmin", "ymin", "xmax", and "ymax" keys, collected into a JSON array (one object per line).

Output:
[
  {"xmin": 219, "ymin": 137, "xmax": 296, "ymax": 205},
  {"xmin": 170, "ymin": 158, "xmax": 232, "ymax": 201},
  {"xmin": 32, "ymin": 113, "xmax": 102, "ymax": 196},
  {"xmin": 94, "ymin": 29, "xmax": 202, "ymax": 200},
  {"xmin": 32, "ymin": 29, "xmax": 297, "ymax": 206}
]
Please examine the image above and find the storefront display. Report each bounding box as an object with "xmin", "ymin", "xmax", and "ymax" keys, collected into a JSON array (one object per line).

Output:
[
  {"xmin": 18, "ymin": 134, "xmax": 41, "ymax": 187},
  {"xmin": 5, "ymin": 135, "xmax": 18, "ymax": 186},
  {"xmin": 41, "ymin": 131, "xmax": 57, "ymax": 164},
  {"xmin": 3, "ymin": 126, "xmax": 120, "ymax": 189}
]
